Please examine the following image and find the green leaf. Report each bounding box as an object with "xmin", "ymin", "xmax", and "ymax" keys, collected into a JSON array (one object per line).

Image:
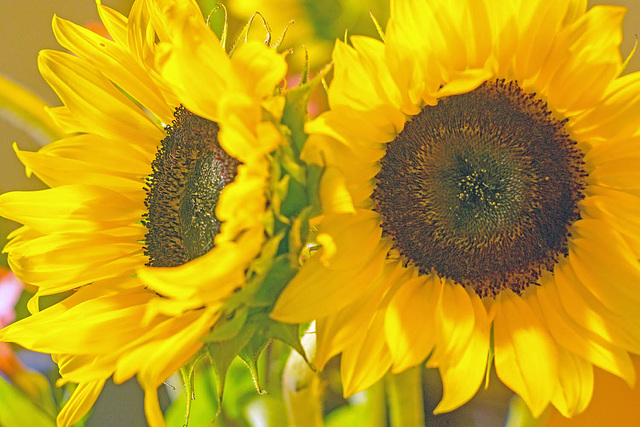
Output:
[
  {"xmin": 267, "ymin": 321, "xmax": 308, "ymax": 365},
  {"xmin": 203, "ymin": 308, "xmax": 249, "ymax": 343},
  {"xmin": 179, "ymin": 350, "xmax": 207, "ymax": 425},
  {"xmin": 306, "ymin": 164, "xmax": 324, "ymax": 212},
  {"xmin": 278, "ymin": 143, "xmax": 307, "ymax": 184},
  {"xmin": 206, "ymin": 320, "xmax": 261, "ymax": 412},
  {"xmin": 282, "ymin": 65, "xmax": 332, "ymax": 153},
  {"xmin": 279, "ymin": 177, "xmax": 308, "ymax": 218},
  {"xmin": 238, "ymin": 330, "xmax": 271, "ymax": 394},
  {"xmin": 0, "ymin": 376, "xmax": 56, "ymax": 427},
  {"xmin": 252, "ymin": 256, "xmax": 298, "ymax": 306},
  {"xmin": 237, "ymin": 320, "xmax": 307, "ymax": 394}
]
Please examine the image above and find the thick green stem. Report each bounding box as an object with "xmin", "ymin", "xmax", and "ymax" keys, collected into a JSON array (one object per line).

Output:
[{"xmin": 385, "ymin": 366, "xmax": 426, "ymax": 427}]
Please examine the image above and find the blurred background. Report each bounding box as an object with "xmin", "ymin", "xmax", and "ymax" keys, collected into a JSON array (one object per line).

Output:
[{"xmin": 0, "ymin": 0, "xmax": 639, "ymax": 426}]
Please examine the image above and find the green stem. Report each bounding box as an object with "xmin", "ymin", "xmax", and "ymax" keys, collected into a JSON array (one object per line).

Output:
[
  {"xmin": 364, "ymin": 379, "xmax": 387, "ymax": 427},
  {"xmin": 385, "ymin": 366, "xmax": 426, "ymax": 427}
]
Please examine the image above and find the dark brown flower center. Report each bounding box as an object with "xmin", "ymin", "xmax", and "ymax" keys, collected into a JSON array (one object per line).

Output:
[
  {"xmin": 144, "ymin": 106, "xmax": 239, "ymax": 267},
  {"xmin": 372, "ymin": 80, "xmax": 586, "ymax": 297}
]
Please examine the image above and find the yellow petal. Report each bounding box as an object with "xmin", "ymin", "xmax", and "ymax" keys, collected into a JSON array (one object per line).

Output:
[
  {"xmin": 96, "ymin": 1, "xmax": 128, "ymax": 48},
  {"xmin": 271, "ymin": 240, "xmax": 390, "ymax": 323},
  {"xmin": 315, "ymin": 209, "xmax": 382, "ymax": 271},
  {"xmin": 320, "ymin": 166, "xmax": 356, "ymax": 215},
  {"xmin": 427, "ymin": 282, "xmax": 476, "ymax": 366},
  {"xmin": 57, "ymin": 379, "xmax": 106, "ymax": 427},
  {"xmin": 550, "ymin": 346, "xmax": 594, "ymax": 418},
  {"xmin": 385, "ymin": 1, "xmax": 441, "ymax": 111},
  {"xmin": 569, "ymin": 220, "xmax": 640, "ymax": 317},
  {"xmin": 0, "ymin": 287, "xmax": 155, "ymax": 355},
  {"xmin": 552, "ymin": 262, "xmax": 638, "ymax": 383},
  {"xmin": 115, "ymin": 308, "xmax": 216, "ymax": 386},
  {"xmin": 52, "ymin": 15, "xmax": 173, "ymax": 124},
  {"xmin": 578, "ymin": 188, "xmax": 640, "ymax": 258},
  {"xmin": 0, "ymin": 185, "xmax": 143, "ymax": 234},
  {"xmin": 13, "ymin": 143, "xmax": 148, "ymax": 193},
  {"xmin": 231, "ymin": 41, "xmax": 287, "ymax": 99},
  {"xmin": 54, "ymin": 353, "xmax": 119, "ymax": 386},
  {"xmin": 512, "ymin": 1, "xmax": 576, "ymax": 83},
  {"xmin": 7, "ymin": 232, "xmax": 143, "ymax": 292},
  {"xmin": 341, "ymin": 309, "xmax": 392, "ymax": 397},
  {"xmin": 536, "ymin": 6, "xmax": 624, "ymax": 113},
  {"xmin": 493, "ymin": 290, "xmax": 558, "ymax": 417},
  {"xmin": 315, "ymin": 262, "xmax": 403, "ymax": 369},
  {"xmin": 153, "ymin": 1, "xmax": 231, "ymax": 122},
  {"xmin": 570, "ymin": 71, "xmax": 640, "ymax": 141},
  {"xmin": 38, "ymin": 50, "xmax": 163, "ymax": 146},
  {"xmin": 433, "ymin": 288, "xmax": 490, "ymax": 414},
  {"xmin": 138, "ymin": 239, "xmax": 251, "ymax": 308},
  {"xmin": 143, "ymin": 383, "xmax": 166, "ymax": 427},
  {"xmin": 589, "ymin": 157, "xmax": 640, "ymax": 191},
  {"xmin": 330, "ymin": 38, "xmax": 404, "ymax": 130},
  {"xmin": 385, "ymin": 275, "xmax": 440, "ymax": 372}
]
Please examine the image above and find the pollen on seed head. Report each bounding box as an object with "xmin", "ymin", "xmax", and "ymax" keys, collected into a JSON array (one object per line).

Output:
[
  {"xmin": 372, "ymin": 80, "xmax": 586, "ymax": 297},
  {"xmin": 143, "ymin": 106, "xmax": 240, "ymax": 268}
]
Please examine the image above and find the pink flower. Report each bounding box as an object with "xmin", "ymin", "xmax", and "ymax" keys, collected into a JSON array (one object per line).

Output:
[{"xmin": 0, "ymin": 267, "xmax": 23, "ymax": 328}]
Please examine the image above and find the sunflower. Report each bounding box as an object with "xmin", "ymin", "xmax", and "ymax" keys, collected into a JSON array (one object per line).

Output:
[
  {"xmin": 0, "ymin": 0, "xmax": 299, "ymax": 425},
  {"xmin": 272, "ymin": 0, "xmax": 640, "ymax": 419}
]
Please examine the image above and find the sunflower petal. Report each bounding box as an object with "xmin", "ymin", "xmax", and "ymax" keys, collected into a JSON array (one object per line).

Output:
[
  {"xmin": 385, "ymin": 275, "xmax": 440, "ymax": 372},
  {"xmin": 493, "ymin": 290, "xmax": 558, "ymax": 417},
  {"xmin": 271, "ymin": 240, "xmax": 389, "ymax": 323},
  {"xmin": 341, "ymin": 310, "xmax": 392, "ymax": 397},
  {"xmin": 433, "ymin": 288, "xmax": 490, "ymax": 414},
  {"xmin": 56, "ymin": 379, "xmax": 106, "ymax": 427}
]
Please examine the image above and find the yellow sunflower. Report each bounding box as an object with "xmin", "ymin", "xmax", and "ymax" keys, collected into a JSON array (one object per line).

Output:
[
  {"xmin": 0, "ymin": 0, "xmax": 299, "ymax": 425},
  {"xmin": 272, "ymin": 0, "xmax": 640, "ymax": 419}
]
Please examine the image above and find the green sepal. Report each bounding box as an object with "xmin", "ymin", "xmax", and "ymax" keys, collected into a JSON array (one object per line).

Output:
[
  {"xmin": 278, "ymin": 143, "xmax": 307, "ymax": 184},
  {"xmin": 280, "ymin": 176, "xmax": 308, "ymax": 218},
  {"xmin": 229, "ymin": 12, "xmax": 271, "ymax": 58},
  {"xmin": 179, "ymin": 350, "xmax": 207, "ymax": 425},
  {"xmin": 238, "ymin": 329, "xmax": 271, "ymax": 395},
  {"xmin": 247, "ymin": 232, "xmax": 286, "ymax": 281},
  {"xmin": 203, "ymin": 307, "xmax": 249, "ymax": 343},
  {"xmin": 239, "ymin": 320, "xmax": 309, "ymax": 395},
  {"xmin": 206, "ymin": 318, "xmax": 261, "ymax": 414},
  {"xmin": 306, "ymin": 164, "xmax": 324, "ymax": 213},
  {"xmin": 300, "ymin": 46, "xmax": 310, "ymax": 85},
  {"xmin": 282, "ymin": 64, "xmax": 332, "ymax": 153},
  {"xmin": 252, "ymin": 255, "xmax": 298, "ymax": 307},
  {"xmin": 370, "ymin": 10, "xmax": 386, "ymax": 42},
  {"xmin": 267, "ymin": 321, "xmax": 309, "ymax": 366}
]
